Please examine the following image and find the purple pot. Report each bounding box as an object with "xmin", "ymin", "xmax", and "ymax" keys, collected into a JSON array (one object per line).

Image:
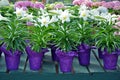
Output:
[
  {"xmin": 51, "ymin": 45, "xmax": 59, "ymax": 62},
  {"xmin": 98, "ymin": 48, "xmax": 103, "ymax": 59},
  {"xmin": 103, "ymin": 52, "xmax": 118, "ymax": 70},
  {"xmin": 56, "ymin": 49, "xmax": 76, "ymax": 73},
  {"xmin": 26, "ymin": 46, "xmax": 48, "ymax": 70},
  {"xmin": 0, "ymin": 50, "xmax": 2, "ymax": 57},
  {"xmin": 98, "ymin": 48, "xmax": 107, "ymax": 59},
  {"xmin": 77, "ymin": 43, "xmax": 91, "ymax": 66},
  {"xmin": 0, "ymin": 47, "xmax": 21, "ymax": 70},
  {"xmin": 116, "ymin": 48, "xmax": 120, "ymax": 55},
  {"xmin": 0, "ymin": 43, "xmax": 3, "ymax": 57}
]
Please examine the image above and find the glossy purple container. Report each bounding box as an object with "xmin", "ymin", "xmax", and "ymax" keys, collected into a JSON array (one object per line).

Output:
[
  {"xmin": 98, "ymin": 48, "xmax": 103, "ymax": 59},
  {"xmin": 103, "ymin": 52, "xmax": 118, "ymax": 70},
  {"xmin": 51, "ymin": 45, "xmax": 59, "ymax": 62},
  {"xmin": 0, "ymin": 50, "xmax": 2, "ymax": 57},
  {"xmin": 0, "ymin": 47, "xmax": 21, "ymax": 70},
  {"xmin": 26, "ymin": 46, "xmax": 48, "ymax": 70},
  {"xmin": 77, "ymin": 43, "xmax": 91, "ymax": 66},
  {"xmin": 78, "ymin": 49, "xmax": 91, "ymax": 66},
  {"xmin": 56, "ymin": 49, "xmax": 76, "ymax": 73}
]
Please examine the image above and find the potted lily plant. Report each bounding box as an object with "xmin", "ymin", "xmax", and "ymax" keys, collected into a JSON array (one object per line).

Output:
[
  {"xmin": 0, "ymin": 7, "xmax": 28, "ymax": 70},
  {"xmin": 76, "ymin": 20, "xmax": 94, "ymax": 66},
  {"xmin": 25, "ymin": 10, "xmax": 51, "ymax": 71},
  {"xmin": 74, "ymin": 5, "xmax": 96, "ymax": 66},
  {"xmin": 25, "ymin": 26, "xmax": 49, "ymax": 71},
  {"xmin": 50, "ymin": 9, "xmax": 79, "ymax": 73},
  {"xmin": 94, "ymin": 14, "xmax": 120, "ymax": 70}
]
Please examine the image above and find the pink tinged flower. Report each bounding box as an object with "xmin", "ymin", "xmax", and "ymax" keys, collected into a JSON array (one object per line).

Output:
[
  {"xmin": 102, "ymin": 2, "xmax": 114, "ymax": 9},
  {"xmin": 24, "ymin": 1, "xmax": 32, "ymax": 7},
  {"xmin": 54, "ymin": 3, "xmax": 64, "ymax": 9},
  {"xmin": 22, "ymin": 7, "xmax": 28, "ymax": 10},
  {"xmin": 91, "ymin": 1, "xmax": 105, "ymax": 7},
  {"xmin": 113, "ymin": 6, "xmax": 120, "ymax": 10},
  {"xmin": 114, "ymin": 32, "xmax": 120, "ymax": 36},
  {"xmin": 118, "ymin": 16, "xmax": 120, "ymax": 21},
  {"xmin": 72, "ymin": 0, "xmax": 84, "ymax": 5},
  {"xmin": 34, "ymin": 2, "xmax": 44, "ymax": 9},
  {"xmin": 83, "ymin": 1, "xmax": 92, "ymax": 7},
  {"xmin": 30, "ymin": 2, "xmax": 34, "ymax": 8},
  {"xmin": 14, "ymin": 1, "xmax": 23, "ymax": 8},
  {"xmin": 116, "ymin": 22, "xmax": 120, "ymax": 27},
  {"xmin": 14, "ymin": 1, "xmax": 39, "ymax": 9},
  {"xmin": 112, "ymin": 26, "xmax": 119, "ymax": 29},
  {"xmin": 26, "ymin": 22, "xmax": 33, "ymax": 26}
]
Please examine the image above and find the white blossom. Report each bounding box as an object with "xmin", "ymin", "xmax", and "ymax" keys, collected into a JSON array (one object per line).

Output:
[
  {"xmin": 21, "ymin": 13, "xmax": 34, "ymax": 21},
  {"xmin": 79, "ymin": 5, "xmax": 88, "ymax": 11},
  {"xmin": 50, "ymin": 15, "xmax": 58, "ymax": 23},
  {"xmin": 14, "ymin": 8, "xmax": 26, "ymax": 17},
  {"xmin": 0, "ymin": 14, "xmax": 9, "ymax": 21},
  {"xmin": 38, "ymin": 16, "xmax": 50, "ymax": 27},
  {"xmin": 58, "ymin": 10, "xmax": 71, "ymax": 23},
  {"xmin": 79, "ymin": 10, "xmax": 90, "ymax": 21},
  {"xmin": 49, "ymin": 9, "xmax": 62, "ymax": 15}
]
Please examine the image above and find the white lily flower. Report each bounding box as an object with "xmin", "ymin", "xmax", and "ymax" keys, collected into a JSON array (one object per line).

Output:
[
  {"xmin": 14, "ymin": 8, "xmax": 26, "ymax": 17},
  {"xmin": 103, "ymin": 13, "xmax": 112, "ymax": 21},
  {"xmin": 111, "ymin": 14, "xmax": 118, "ymax": 22},
  {"xmin": 79, "ymin": 5, "xmax": 88, "ymax": 12},
  {"xmin": 38, "ymin": 16, "xmax": 50, "ymax": 27},
  {"xmin": 58, "ymin": 10, "xmax": 71, "ymax": 23},
  {"xmin": 0, "ymin": 14, "xmax": 9, "ymax": 21},
  {"xmin": 79, "ymin": 10, "xmax": 90, "ymax": 21},
  {"xmin": 21, "ymin": 13, "xmax": 34, "ymax": 21},
  {"xmin": 90, "ymin": 9, "xmax": 100, "ymax": 19},
  {"xmin": 40, "ymin": 8, "xmax": 49, "ymax": 16},
  {"xmin": 50, "ymin": 15, "xmax": 58, "ymax": 23},
  {"xmin": 99, "ymin": 13, "xmax": 117, "ymax": 24},
  {"xmin": 49, "ymin": 9, "xmax": 62, "ymax": 15},
  {"xmin": 91, "ymin": 9, "xmax": 99, "ymax": 16}
]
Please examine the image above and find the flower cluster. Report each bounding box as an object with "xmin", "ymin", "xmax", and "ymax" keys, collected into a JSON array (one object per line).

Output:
[
  {"xmin": 73, "ymin": 0, "xmax": 92, "ymax": 7},
  {"xmin": 46, "ymin": 2, "xmax": 65, "ymax": 10},
  {"xmin": 14, "ymin": 1, "xmax": 44, "ymax": 9},
  {"xmin": 0, "ymin": 1, "xmax": 120, "ymax": 52},
  {"xmin": 37, "ymin": 9, "xmax": 71, "ymax": 27},
  {"xmin": 14, "ymin": 7, "xmax": 34, "ymax": 26},
  {"xmin": 102, "ymin": 1, "xmax": 120, "ymax": 10},
  {"xmin": 54, "ymin": 2, "xmax": 65, "ymax": 9},
  {"xmin": 73, "ymin": 0, "xmax": 120, "ymax": 10},
  {"xmin": 113, "ymin": 16, "xmax": 120, "ymax": 36}
]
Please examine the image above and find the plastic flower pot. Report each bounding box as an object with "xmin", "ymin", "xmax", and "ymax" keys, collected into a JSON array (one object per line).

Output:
[
  {"xmin": 0, "ymin": 50, "xmax": 2, "ymax": 57},
  {"xmin": 98, "ymin": 48, "xmax": 107, "ymax": 59},
  {"xmin": 103, "ymin": 52, "xmax": 118, "ymax": 70},
  {"xmin": 0, "ymin": 43, "xmax": 3, "ymax": 57},
  {"xmin": 116, "ymin": 48, "xmax": 120, "ymax": 55},
  {"xmin": 77, "ymin": 43, "xmax": 91, "ymax": 66},
  {"xmin": 26, "ymin": 46, "xmax": 48, "ymax": 71},
  {"xmin": 56, "ymin": 49, "xmax": 76, "ymax": 73},
  {"xmin": 98, "ymin": 48, "xmax": 103, "ymax": 59},
  {"xmin": 50, "ymin": 45, "xmax": 59, "ymax": 62},
  {"xmin": 0, "ymin": 47, "xmax": 21, "ymax": 70}
]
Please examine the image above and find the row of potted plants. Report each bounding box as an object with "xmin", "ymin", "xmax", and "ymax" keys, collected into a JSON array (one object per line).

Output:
[{"xmin": 0, "ymin": 1, "xmax": 120, "ymax": 73}]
